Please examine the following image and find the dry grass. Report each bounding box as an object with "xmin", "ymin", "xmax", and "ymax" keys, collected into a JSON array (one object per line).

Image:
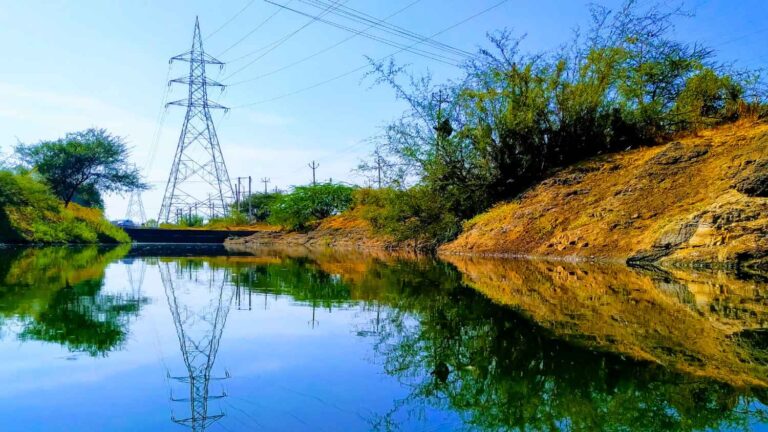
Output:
[
  {"xmin": 441, "ymin": 121, "xmax": 768, "ymax": 266},
  {"xmin": 443, "ymin": 254, "xmax": 768, "ymax": 388}
]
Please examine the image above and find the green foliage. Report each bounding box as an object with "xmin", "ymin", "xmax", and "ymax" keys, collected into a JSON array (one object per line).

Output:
[
  {"xmin": 207, "ymin": 211, "xmax": 249, "ymax": 228},
  {"xmin": 355, "ymin": 187, "xmax": 460, "ymax": 247},
  {"xmin": 268, "ymin": 183, "xmax": 355, "ymax": 230},
  {"xmin": 177, "ymin": 214, "xmax": 205, "ymax": 228},
  {"xmin": 0, "ymin": 170, "xmax": 128, "ymax": 243},
  {"xmin": 673, "ymin": 67, "xmax": 743, "ymax": 130},
  {"xmin": 241, "ymin": 192, "xmax": 281, "ymax": 222},
  {"xmin": 0, "ymin": 246, "xmax": 146, "ymax": 356},
  {"xmin": 361, "ymin": 1, "xmax": 765, "ymax": 246},
  {"xmin": 15, "ymin": 128, "xmax": 147, "ymax": 207}
]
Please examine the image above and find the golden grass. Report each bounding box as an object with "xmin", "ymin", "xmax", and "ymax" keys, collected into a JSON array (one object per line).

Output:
[
  {"xmin": 441, "ymin": 121, "xmax": 768, "ymax": 265},
  {"xmin": 443, "ymin": 254, "xmax": 768, "ymax": 388}
]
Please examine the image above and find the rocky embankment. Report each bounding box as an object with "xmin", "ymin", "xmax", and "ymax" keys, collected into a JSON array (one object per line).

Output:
[{"xmin": 440, "ymin": 122, "xmax": 768, "ymax": 269}]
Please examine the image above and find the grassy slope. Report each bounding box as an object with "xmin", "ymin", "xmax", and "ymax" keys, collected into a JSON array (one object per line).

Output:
[
  {"xmin": 0, "ymin": 202, "xmax": 128, "ymax": 244},
  {"xmin": 441, "ymin": 121, "xmax": 768, "ymax": 267}
]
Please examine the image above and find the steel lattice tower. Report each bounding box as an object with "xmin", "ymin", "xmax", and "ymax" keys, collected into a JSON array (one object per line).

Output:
[
  {"xmin": 159, "ymin": 17, "xmax": 233, "ymax": 223},
  {"xmin": 125, "ymin": 190, "xmax": 147, "ymax": 224}
]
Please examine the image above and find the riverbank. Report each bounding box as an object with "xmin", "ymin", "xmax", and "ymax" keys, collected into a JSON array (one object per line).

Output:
[
  {"xmin": 229, "ymin": 123, "xmax": 768, "ymax": 270},
  {"xmin": 440, "ymin": 121, "xmax": 768, "ymax": 270},
  {"xmin": 0, "ymin": 170, "xmax": 128, "ymax": 244}
]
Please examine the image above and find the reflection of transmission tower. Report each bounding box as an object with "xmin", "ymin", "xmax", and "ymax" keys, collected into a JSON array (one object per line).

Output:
[
  {"xmin": 160, "ymin": 262, "xmax": 235, "ymax": 431},
  {"xmin": 125, "ymin": 258, "xmax": 147, "ymax": 301},
  {"xmin": 158, "ymin": 17, "xmax": 233, "ymax": 223},
  {"xmin": 125, "ymin": 191, "xmax": 147, "ymax": 224}
]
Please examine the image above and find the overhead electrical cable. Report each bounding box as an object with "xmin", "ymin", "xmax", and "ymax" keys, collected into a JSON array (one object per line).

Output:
[
  {"xmin": 228, "ymin": 0, "xmax": 424, "ymax": 86},
  {"xmin": 216, "ymin": 0, "xmax": 295, "ymax": 58},
  {"xmin": 222, "ymin": 0, "xmax": 347, "ymax": 80},
  {"xmin": 297, "ymin": 0, "xmax": 475, "ymax": 58},
  {"xmin": 256, "ymin": 0, "xmax": 462, "ymax": 67},
  {"xmin": 231, "ymin": 0, "xmax": 510, "ymax": 108},
  {"xmin": 205, "ymin": 0, "xmax": 258, "ymax": 40}
]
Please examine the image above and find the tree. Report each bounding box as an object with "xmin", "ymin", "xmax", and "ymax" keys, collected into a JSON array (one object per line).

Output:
[
  {"xmin": 15, "ymin": 128, "xmax": 147, "ymax": 207},
  {"xmin": 268, "ymin": 183, "xmax": 355, "ymax": 230}
]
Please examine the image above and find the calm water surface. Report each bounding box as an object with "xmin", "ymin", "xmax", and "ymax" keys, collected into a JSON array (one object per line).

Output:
[{"xmin": 0, "ymin": 244, "xmax": 766, "ymax": 431}]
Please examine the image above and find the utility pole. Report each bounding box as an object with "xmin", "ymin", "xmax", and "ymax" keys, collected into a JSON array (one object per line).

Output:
[
  {"xmin": 248, "ymin": 176, "xmax": 252, "ymax": 221},
  {"xmin": 376, "ymin": 155, "xmax": 382, "ymax": 189},
  {"xmin": 158, "ymin": 17, "xmax": 233, "ymax": 223},
  {"xmin": 234, "ymin": 181, "xmax": 240, "ymax": 213},
  {"xmin": 261, "ymin": 177, "xmax": 270, "ymax": 194},
  {"xmin": 308, "ymin": 161, "xmax": 319, "ymax": 186},
  {"xmin": 235, "ymin": 177, "xmax": 249, "ymax": 214}
]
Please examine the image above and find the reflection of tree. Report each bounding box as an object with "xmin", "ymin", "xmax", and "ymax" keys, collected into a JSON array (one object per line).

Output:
[
  {"xmin": 0, "ymin": 245, "xmax": 147, "ymax": 356},
  {"xmin": 161, "ymin": 260, "xmax": 234, "ymax": 432},
  {"xmin": 19, "ymin": 278, "xmax": 145, "ymax": 356},
  {"xmin": 367, "ymin": 281, "xmax": 768, "ymax": 432},
  {"xmin": 152, "ymin": 248, "xmax": 768, "ymax": 431},
  {"xmin": 233, "ymin": 257, "xmax": 353, "ymax": 308}
]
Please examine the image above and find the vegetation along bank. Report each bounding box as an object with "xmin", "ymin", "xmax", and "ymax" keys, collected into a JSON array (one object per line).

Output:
[{"xmin": 231, "ymin": 1, "xmax": 768, "ymax": 269}]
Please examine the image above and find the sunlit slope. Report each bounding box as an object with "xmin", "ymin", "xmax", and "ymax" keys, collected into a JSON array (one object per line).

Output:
[
  {"xmin": 441, "ymin": 122, "xmax": 768, "ymax": 267},
  {"xmin": 443, "ymin": 255, "xmax": 768, "ymax": 388}
]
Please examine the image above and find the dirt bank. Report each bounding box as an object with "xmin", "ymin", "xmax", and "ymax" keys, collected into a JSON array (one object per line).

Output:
[
  {"xmin": 226, "ymin": 213, "xmax": 405, "ymax": 251},
  {"xmin": 440, "ymin": 122, "xmax": 768, "ymax": 269}
]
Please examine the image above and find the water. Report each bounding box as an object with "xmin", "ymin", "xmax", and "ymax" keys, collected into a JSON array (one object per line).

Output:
[{"xmin": 0, "ymin": 244, "xmax": 766, "ymax": 432}]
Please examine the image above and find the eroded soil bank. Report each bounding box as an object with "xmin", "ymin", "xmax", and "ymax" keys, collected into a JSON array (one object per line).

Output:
[{"xmin": 441, "ymin": 122, "xmax": 768, "ymax": 269}]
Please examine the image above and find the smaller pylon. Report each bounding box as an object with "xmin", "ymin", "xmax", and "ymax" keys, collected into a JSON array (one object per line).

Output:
[{"xmin": 126, "ymin": 190, "xmax": 147, "ymax": 224}]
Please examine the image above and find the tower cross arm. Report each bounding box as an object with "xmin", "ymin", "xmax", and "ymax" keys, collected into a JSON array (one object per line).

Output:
[
  {"xmin": 170, "ymin": 51, "xmax": 225, "ymax": 66},
  {"xmin": 166, "ymin": 99, "xmax": 230, "ymax": 112},
  {"xmin": 169, "ymin": 76, "xmax": 226, "ymax": 88}
]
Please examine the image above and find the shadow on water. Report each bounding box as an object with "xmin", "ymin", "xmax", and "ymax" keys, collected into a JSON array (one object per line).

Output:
[{"xmin": 0, "ymin": 244, "xmax": 767, "ymax": 430}]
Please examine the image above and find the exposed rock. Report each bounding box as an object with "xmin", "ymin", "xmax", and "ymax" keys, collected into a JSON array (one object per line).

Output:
[
  {"xmin": 628, "ymin": 217, "xmax": 701, "ymax": 264},
  {"xmin": 650, "ymin": 142, "xmax": 710, "ymax": 165},
  {"xmin": 441, "ymin": 122, "xmax": 768, "ymax": 268},
  {"xmin": 735, "ymin": 159, "xmax": 768, "ymax": 197}
]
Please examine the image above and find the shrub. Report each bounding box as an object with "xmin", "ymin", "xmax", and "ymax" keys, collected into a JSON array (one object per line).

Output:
[
  {"xmin": 241, "ymin": 192, "xmax": 281, "ymax": 222},
  {"xmin": 0, "ymin": 170, "xmax": 127, "ymax": 243},
  {"xmin": 354, "ymin": 187, "xmax": 461, "ymax": 247},
  {"xmin": 268, "ymin": 183, "xmax": 355, "ymax": 230}
]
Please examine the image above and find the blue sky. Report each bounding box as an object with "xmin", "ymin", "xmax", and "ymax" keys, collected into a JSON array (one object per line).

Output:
[{"xmin": 0, "ymin": 0, "xmax": 766, "ymax": 219}]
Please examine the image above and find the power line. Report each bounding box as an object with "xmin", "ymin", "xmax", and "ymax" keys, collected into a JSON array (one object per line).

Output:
[
  {"xmin": 229, "ymin": 0, "xmax": 423, "ymax": 86},
  {"xmin": 231, "ymin": 0, "xmax": 511, "ymax": 108},
  {"xmin": 222, "ymin": 0, "xmax": 347, "ymax": 80},
  {"xmin": 257, "ymin": 0, "xmax": 466, "ymax": 66},
  {"xmin": 216, "ymin": 0, "xmax": 295, "ymax": 58},
  {"xmin": 298, "ymin": 0, "xmax": 474, "ymax": 58},
  {"xmin": 205, "ymin": 0, "xmax": 258, "ymax": 40}
]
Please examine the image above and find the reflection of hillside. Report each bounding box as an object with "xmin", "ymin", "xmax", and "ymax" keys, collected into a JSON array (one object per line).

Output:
[
  {"xmin": 141, "ymin": 247, "xmax": 768, "ymax": 431},
  {"xmin": 443, "ymin": 255, "xmax": 768, "ymax": 388},
  {"xmin": 0, "ymin": 245, "xmax": 147, "ymax": 356}
]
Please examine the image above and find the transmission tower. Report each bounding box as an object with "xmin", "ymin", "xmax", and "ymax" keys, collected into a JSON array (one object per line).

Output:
[
  {"xmin": 125, "ymin": 190, "xmax": 147, "ymax": 224},
  {"xmin": 160, "ymin": 260, "xmax": 235, "ymax": 432},
  {"xmin": 159, "ymin": 17, "xmax": 234, "ymax": 223}
]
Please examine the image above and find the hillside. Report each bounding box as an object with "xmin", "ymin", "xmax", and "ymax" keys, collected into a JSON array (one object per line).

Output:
[
  {"xmin": 441, "ymin": 122, "xmax": 768, "ymax": 269},
  {"xmin": 0, "ymin": 171, "xmax": 128, "ymax": 244}
]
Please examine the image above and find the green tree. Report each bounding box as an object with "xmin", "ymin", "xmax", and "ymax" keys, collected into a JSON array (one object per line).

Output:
[
  {"xmin": 268, "ymin": 183, "xmax": 355, "ymax": 230},
  {"xmin": 15, "ymin": 128, "xmax": 147, "ymax": 207}
]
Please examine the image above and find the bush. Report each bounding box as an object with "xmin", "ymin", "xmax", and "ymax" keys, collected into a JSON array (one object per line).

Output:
[
  {"xmin": 355, "ymin": 187, "xmax": 461, "ymax": 247},
  {"xmin": 360, "ymin": 1, "xmax": 766, "ymax": 247},
  {"xmin": 207, "ymin": 211, "xmax": 249, "ymax": 229},
  {"xmin": 0, "ymin": 170, "xmax": 127, "ymax": 243},
  {"xmin": 268, "ymin": 183, "xmax": 355, "ymax": 230},
  {"xmin": 241, "ymin": 193, "xmax": 281, "ymax": 222}
]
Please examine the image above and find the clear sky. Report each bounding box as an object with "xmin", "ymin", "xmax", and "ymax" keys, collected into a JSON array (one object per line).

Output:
[{"xmin": 0, "ymin": 0, "xmax": 766, "ymax": 219}]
